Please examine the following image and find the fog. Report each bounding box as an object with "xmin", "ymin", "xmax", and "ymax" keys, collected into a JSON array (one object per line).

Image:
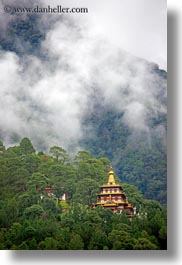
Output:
[{"xmin": 0, "ymin": 0, "xmax": 167, "ymax": 151}]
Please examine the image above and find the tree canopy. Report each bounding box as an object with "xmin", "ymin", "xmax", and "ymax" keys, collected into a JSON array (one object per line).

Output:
[{"xmin": 0, "ymin": 138, "xmax": 167, "ymax": 250}]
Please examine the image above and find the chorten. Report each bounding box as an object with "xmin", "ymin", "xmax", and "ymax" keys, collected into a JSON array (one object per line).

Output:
[{"xmin": 94, "ymin": 166, "xmax": 134, "ymax": 217}]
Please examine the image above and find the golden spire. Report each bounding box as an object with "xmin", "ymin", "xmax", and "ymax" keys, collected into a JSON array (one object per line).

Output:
[{"xmin": 108, "ymin": 166, "xmax": 116, "ymax": 185}]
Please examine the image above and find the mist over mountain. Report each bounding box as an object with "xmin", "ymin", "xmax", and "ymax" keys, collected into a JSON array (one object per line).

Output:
[{"xmin": 0, "ymin": 0, "xmax": 167, "ymax": 203}]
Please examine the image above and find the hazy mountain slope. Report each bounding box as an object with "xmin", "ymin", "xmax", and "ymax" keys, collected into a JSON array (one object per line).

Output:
[{"xmin": 0, "ymin": 3, "xmax": 167, "ymax": 204}]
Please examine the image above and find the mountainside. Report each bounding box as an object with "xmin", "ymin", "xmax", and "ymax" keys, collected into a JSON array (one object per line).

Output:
[
  {"xmin": 80, "ymin": 108, "xmax": 167, "ymax": 205},
  {"xmin": 0, "ymin": 7, "xmax": 167, "ymax": 205},
  {"xmin": 80, "ymin": 67, "xmax": 167, "ymax": 205},
  {"xmin": 0, "ymin": 138, "xmax": 167, "ymax": 250}
]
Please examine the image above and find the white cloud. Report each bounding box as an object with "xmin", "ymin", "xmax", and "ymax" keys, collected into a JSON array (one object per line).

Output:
[
  {"xmin": 45, "ymin": 0, "xmax": 167, "ymax": 70},
  {"xmin": 0, "ymin": 2, "xmax": 167, "ymax": 151}
]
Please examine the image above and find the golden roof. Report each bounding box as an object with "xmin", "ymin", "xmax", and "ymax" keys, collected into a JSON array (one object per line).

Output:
[{"xmin": 108, "ymin": 166, "xmax": 116, "ymax": 185}]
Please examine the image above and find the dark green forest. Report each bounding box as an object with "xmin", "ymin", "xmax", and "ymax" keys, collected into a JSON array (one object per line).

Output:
[
  {"xmin": 81, "ymin": 106, "xmax": 167, "ymax": 206},
  {"xmin": 0, "ymin": 138, "xmax": 167, "ymax": 250}
]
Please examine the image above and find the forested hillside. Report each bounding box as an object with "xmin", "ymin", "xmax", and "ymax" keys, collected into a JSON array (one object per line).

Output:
[
  {"xmin": 81, "ymin": 78, "xmax": 167, "ymax": 205},
  {"xmin": 0, "ymin": 138, "xmax": 167, "ymax": 250}
]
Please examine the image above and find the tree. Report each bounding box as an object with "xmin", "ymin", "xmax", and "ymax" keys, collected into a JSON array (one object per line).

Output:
[
  {"xmin": 0, "ymin": 230, "xmax": 6, "ymax": 249},
  {"xmin": 38, "ymin": 237, "xmax": 58, "ymax": 250},
  {"xmin": 73, "ymin": 178, "xmax": 99, "ymax": 206},
  {"xmin": 108, "ymin": 229, "xmax": 134, "ymax": 250},
  {"xmin": 17, "ymin": 241, "xmax": 29, "ymax": 250},
  {"xmin": 68, "ymin": 233, "xmax": 84, "ymax": 250},
  {"xmin": 88, "ymin": 230, "xmax": 109, "ymax": 250},
  {"xmin": 74, "ymin": 150, "xmax": 91, "ymax": 163},
  {"xmin": 133, "ymin": 238, "xmax": 158, "ymax": 250},
  {"xmin": 49, "ymin": 146, "xmax": 70, "ymax": 164},
  {"xmin": 76, "ymin": 158, "xmax": 107, "ymax": 182},
  {"xmin": 159, "ymin": 225, "xmax": 167, "ymax": 249},
  {"xmin": 122, "ymin": 183, "xmax": 143, "ymax": 210},
  {"xmin": 21, "ymin": 154, "xmax": 40, "ymax": 175},
  {"xmin": 8, "ymin": 222, "xmax": 23, "ymax": 246},
  {"xmin": 19, "ymin": 138, "xmax": 35, "ymax": 155},
  {"xmin": 5, "ymin": 198, "xmax": 19, "ymax": 226},
  {"xmin": 55, "ymin": 228, "xmax": 71, "ymax": 250},
  {"xmin": 0, "ymin": 141, "xmax": 5, "ymax": 153},
  {"xmin": 142, "ymin": 199, "xmax": 162, "ymax": 218},
  {"xmin": 24, "ymin": 205, "xmax": 45, "ymax": 219},
  {"xmin": 72, "ymin": 221, "xmax": 93, "ymax": 249},
  {"xmin": 27, "ymin": 172, "xmax": 48, "ymax": 190}
]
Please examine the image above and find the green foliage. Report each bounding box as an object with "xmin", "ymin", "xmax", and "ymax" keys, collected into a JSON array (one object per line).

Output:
[
  {"xmin": 133, "ymin": 238, "xmax": 158, "ymax": 250},
  {"xmin": 73, "ymin": 178, "xmax": 99, "ymax": 206},
  {"xmin": 122, "ymin": 183, "xmax": 143, "ymax": 209},
  {"xmin": 108, "ymin": 229, "xmax": 134, "ymax": 250},
  {"xmin": 49, "ymin": 146, "xmax": 70, "ymax": 164},
  {"xmin": 0, "ymin": 141, "xmax": 5, "ymax": 153},
  {"xmin": 38, "ymin": 237, "xmax": 58, "ymax": 250},
  {"xmin": 19, "ymin": 138, "xmax": 35, "ymax": 155},
  {"xmin": 88, "ymin": 230, "xmax": 109, "ymax": 250},
  {"xmin": 24, "ymin": 205, "xmax": 45, "ymax": 219},
  {"xmin": 69, "ymin": 233, "xmax": 84, "ymax": 250},
  {"xmin": 0, "ymin": 138, "xmax": 167, "ymax": 250},
  {"xmin": 80, "ymin": 107, "xmax": 167, "ymax": 205},
  {"xmin": 74, "ymin": 150, "xmax": 91, "ymax": 162}
]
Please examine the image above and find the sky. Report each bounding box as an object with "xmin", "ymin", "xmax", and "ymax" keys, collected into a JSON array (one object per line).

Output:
[{"xmin": 0, "ymin": 0, "xmax": 167, "ymax": 151}]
